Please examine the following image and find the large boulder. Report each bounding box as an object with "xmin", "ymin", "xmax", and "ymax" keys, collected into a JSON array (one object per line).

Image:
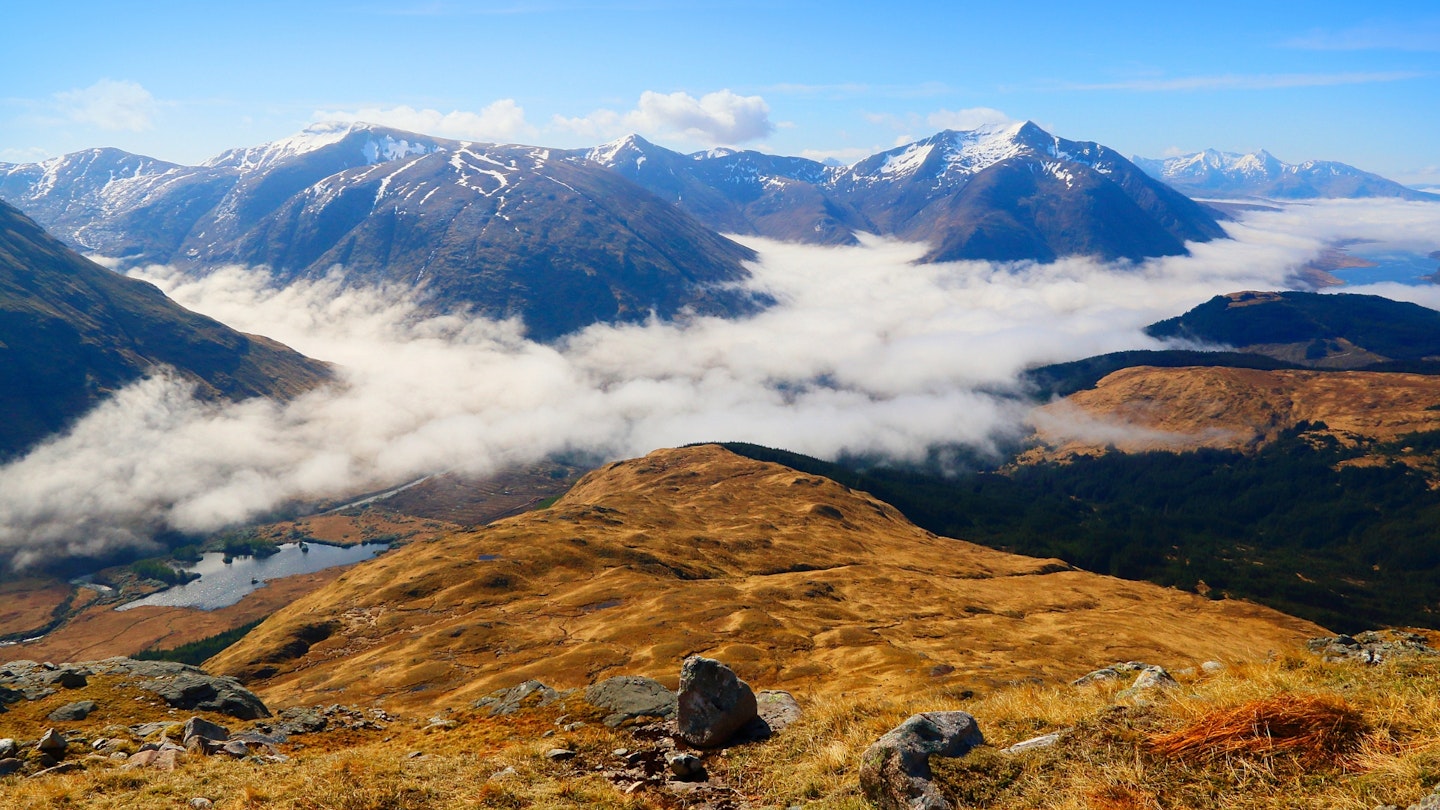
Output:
[
  {"xmin": 859, "ymin": 711, "xmax": 985, "ymax": 810},
  {"xmin": 584, "ymin": 676, "xmax": 676, "ymax": 728},
  {"xmin": 676, "ymin": 656, "xmax": 757, "ymax": 748}
]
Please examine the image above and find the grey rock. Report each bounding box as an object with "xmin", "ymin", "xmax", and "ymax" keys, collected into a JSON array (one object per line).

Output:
[
  {"xmin": 218, "ymin": 740, "xmax": 251, "ymax": 758},
  {"xmin": 545, "ymin": 748, "xmax": 576, "ymax": 761},
  {"xmin": 489, "ymin": 766, "xmax": 517, "ymax": 781},
  {"xmin": 676, "ymin": 657, "xmax": 757, "ymax": 748},
  {"xmin": 1130, "ymin": 666, "xmax": 1179, "ymax": 691},
  {"xmin": 1201, "ymin": 660, "xmax": 1226, "ymax": 674},
  {"xmin": 751, "ymin": 690, "xmax": 802, "ymax": 737},
  {"xmin": 47, "ymin": 700, "xmax": 97, "ymax": 722},
  {"xmin": 137, "ymin": 671, "xmax": 269, "ymax": 719},
  {"xmin": 0, "ymin": 738, "xmax": 15, "ymax": 758},
  {"xmin": 0, "ymin": 758, "xmax": 23, "ymax": 776},
  {"xmin": 860, "ymin": 711, "xmax": 985, "ymax": 810},
  {"xmin": 1006, "ymin": 731, "xmax": 1064, "ymax": 754},
  {"xmin": 584, "ymin": 675, "xmax": 676, "ymax": 727},
  {"xmin": 1309, "ymin": 631, "xmax": 1438, "ymax": 666},
  {"xmin": 1072, "ymin": 661, "xmax": 1157, "ymax": 687},
  {"xmin": 474, "ymin": 680, "xmax": 561, "ymax": 716},
  {"xmin": 189, "ymin": 799, "xmax": 214, "ymax": 810},
  {"xmin": 666, "ymin": 751, "xmax": 706, "ymax": 781},
  {"xmin": 182, "ymin": 716, "xmax": 230, "ymax": 747},
  {"xmin": 49, "ymin": 669, "xmax": 89, "ymax": 689},
  {"xmin": 36, "ymin": 728, "xmax": 68, "ymax": 755}
]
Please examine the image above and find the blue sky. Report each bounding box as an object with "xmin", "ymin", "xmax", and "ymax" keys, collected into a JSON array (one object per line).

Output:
[{"xmin": 2, "ymin": 1, "xmax": 1436, "ymax": 184}]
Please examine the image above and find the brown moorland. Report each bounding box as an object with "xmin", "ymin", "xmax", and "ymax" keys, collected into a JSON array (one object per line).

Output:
[
  {"xmin": 208, "ymin": 444, "xmax": 1322, "ymax": 712},
  {"xmin": 1028, "ymin": 366, "xmax": 1440, "ymax": 459}
]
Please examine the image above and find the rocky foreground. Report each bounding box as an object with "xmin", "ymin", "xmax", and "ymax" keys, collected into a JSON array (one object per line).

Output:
[{"xmin": 5, "ymin": 632, "xmax": 1440, "ymax": 809}]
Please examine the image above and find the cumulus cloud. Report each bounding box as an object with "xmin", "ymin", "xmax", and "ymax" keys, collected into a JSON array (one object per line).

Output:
[
  {"xmin": 552, "ymin": 89, "xmax": 774, "ymax": 145},
  {"xmin": 55, "ymin": 79, "xmax": 157, "ymax": 132},
  {"xmin": 4, "ymin": 199, "xmax": 1440, "ymax": 570},
  {"xmin": 312, "ymin": 100, "xmax": 533, "ymax": 142}
]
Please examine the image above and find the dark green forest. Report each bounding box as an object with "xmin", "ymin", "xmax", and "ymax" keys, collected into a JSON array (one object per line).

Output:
[{"xmin": 724, "ymin": 427, "xmax": 1440, "ymax": 634}]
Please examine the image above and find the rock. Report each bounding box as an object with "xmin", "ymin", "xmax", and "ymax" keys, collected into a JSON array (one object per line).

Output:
[
  {"xmin": 1073, "ymin": 661, "xmax": 1155, "ymax": 686},
  {"xmin": 750, "ymin": 690, "xmax": 802, "ymax": 738},
  {"xmin": 474, "ymin": 680, "xmax": 562, "ymax": 716},
  {"xmin": 51, "ymin": 669, "xmax": 89, "ymax": 689},
  {"xmin": 182, "ymin": 716, "xmax": 231, "ymax": 747},
  {"xmin": 1309, "ymin": 630, "xmax": 1438, "ymax": 665},
  {"xmin": 36, "ymin": 728, "xmax": 68, "ymax": 756},
  {"xmin": 189, "ymin": 799, "xmax": 214, "ymax": 810},
  {"xmin": 666, "ymin": 751, "xmax": 706, "ymax": 781},
  {"xmin": 31, "ymin": 761, "xmax": 82, "ymax": 777},
  {"xmin": 860, "ymin": 711, "xmax": 985, "ymax": 810},
  {"xmin": 1201, "ymin": 661, "xmax": 1226, "ymax": 674},
  {"xmin": 1129, "ymin": 666, "xmax": 1179, "ymax": 692},
  {"xmin": 124, "ymin": 748, "xmax": 184, "ymax": 771},
  {"xmin": 137, "ymin": 671, "xmax": 269, "ymax": 719},
  {"xmin": 488, "ymin": 766, "xmax": 517, "ymax": 782},
  {"xmin": 545, "ymin": 748, "xmax": 576, "ymax": 761},
  {"xmin": 0, "ymin": 758, "xmax": 23, "ymax": 776},
  {"xmin": 48, "ymin": 700, "xmax": 98, "ymax": 722},
  {"xmin": 0, "ymin": 738, "xmax": 15, "ymax": 758},
  {"xmin": 217, "ymin": 740, "xmax": 251, "ymax": 758},
  {"xmin": 1006, "ymin": 731, "xmax": 1064, "ymax": 754},
  {"xmin": 584, "ymin": 676, "xmax": 676, "ymax": 727},
  {"xmin": 676, "ymin": 657, "xmax": 757, "ymax": 748}
]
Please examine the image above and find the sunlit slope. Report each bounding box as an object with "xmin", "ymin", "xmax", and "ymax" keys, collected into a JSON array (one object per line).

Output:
[
  {"xmin": 209, "ymin": 445, "xmax": 1321, "ymax": 709},
  {"xmin": 1031, "ymin": 366, "xmax": 1440, "ymax": 456}
]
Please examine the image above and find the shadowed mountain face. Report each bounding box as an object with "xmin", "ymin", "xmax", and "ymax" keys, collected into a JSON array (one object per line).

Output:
[
  {"xmin": 1134, "ymin": 149, "xmax": 1440, "ymax": 201},
  {"xmin": 1146, "ymin": 290, "xmax": 1440, "ymax": 368},
  {"xmin": 0, "ymin": 200, "xmax": 330, "ymax": 459},
  {"xmin": 206, "ymin": 444, "xmax": 1320, "ymax": 711},
  {"xmin": 574, "ymin": 121, "xmax": 1226, "ymax": 262},
  {"xmin": 0, "ymin": 123, "xmax": 765, "ymax": 341}
]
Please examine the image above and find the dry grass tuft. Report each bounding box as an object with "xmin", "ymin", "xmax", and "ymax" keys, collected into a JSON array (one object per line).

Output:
[{"xmin": 1148, "ymin": 694, "xmax": 1369, "ymax": 766}]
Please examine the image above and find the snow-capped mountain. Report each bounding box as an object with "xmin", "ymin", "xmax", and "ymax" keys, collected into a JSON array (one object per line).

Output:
[
  {"xmin": 0, "ymin": 123, "xmax": 763, "ymax": 340},
  {"xmin": 1133, "ymin": 149, "xmax": 1439, "ymax": 201},
  {"xmin": 574, "ymin": 121, "xmax": 1225, "ymax": 263}
]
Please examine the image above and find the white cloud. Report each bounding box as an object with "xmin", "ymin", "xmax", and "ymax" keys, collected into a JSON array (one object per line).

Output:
[
  {"xmin": 925, "ymin": 107, "xmax": 1015, "ymax": 131},
  {"xmin": 1067, "ymin": 71, "xmax": 1426, "ymax": 92},
  {"xmin": 312, "ymin": 100, "xmax": 533, "ymax": 142},
  {"xmin": 0, "ymin": 145, "xmax": 51, "ymax": 163},
  {"xmin": 552, "ymin": 89, "xmax": 774, "ymax": 146},
  {"xmin": 6, "ymin": 199, "xmax": 1440, "ymax": 570},
  {"xmin": 55, "ymin": 79, "xmax": 157, "ymax": 132}
]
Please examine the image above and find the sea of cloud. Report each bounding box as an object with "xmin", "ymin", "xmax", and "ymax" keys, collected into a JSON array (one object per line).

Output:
[{"xmin": 3, "ymin": 199, "xmax": 1439, "ymax": 570}]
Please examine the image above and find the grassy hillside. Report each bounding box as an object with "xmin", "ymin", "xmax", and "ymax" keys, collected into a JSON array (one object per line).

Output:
[{"xmin": 725, "ymin": 424, "xmax": 1440, "ymax": 634}]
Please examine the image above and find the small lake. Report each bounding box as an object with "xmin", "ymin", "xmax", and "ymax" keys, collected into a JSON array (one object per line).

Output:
[
  {"xmin": 1331, "ymin": 249, "xmax": 1440, "ymax": 286},
  {"xmin": 117, "ymin": 542, "xmax": 388, "ymax": 611}
]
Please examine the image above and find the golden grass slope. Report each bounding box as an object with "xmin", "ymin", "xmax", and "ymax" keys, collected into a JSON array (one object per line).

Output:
[
  {"xmin": 1030, "ymin": 366, "xmax": 1440, "ymax": 458},
  {"xmin": 208, "ymin": 445, "xmax": 1321, "ymax": 711}
]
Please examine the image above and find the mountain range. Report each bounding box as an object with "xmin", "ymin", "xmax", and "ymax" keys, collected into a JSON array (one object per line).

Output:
[
  {"xmin": 1134, "ymin": 149, "xmax": 1440, "ymax": 201},
  {"xmin": 573, "ymin": 121, "xmax": 1226, "ymax": 262},
  {"xmin": 0, "ymin": 200, "xmax": 330, "ymax": 460},
  {"xmin": 0, "ymin": 121, "xmax": 1225, "ymax": 338}
]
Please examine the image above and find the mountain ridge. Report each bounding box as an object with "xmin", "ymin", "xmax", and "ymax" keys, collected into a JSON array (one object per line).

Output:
[{"xmin": 1134, "ymin": 148, "xmax": 1440, "ymax": 201}]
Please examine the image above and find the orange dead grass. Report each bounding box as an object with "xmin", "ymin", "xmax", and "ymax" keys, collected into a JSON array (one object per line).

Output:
[{"xmin": 1148, "ymin": 694, "xmax": 1369, "ymax": 765}]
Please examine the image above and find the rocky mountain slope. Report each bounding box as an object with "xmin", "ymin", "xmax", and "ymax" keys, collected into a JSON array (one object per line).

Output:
[
  {"xmin": 0, "ymin": 123, "xmax": 764, "ymax": 340},
  {"xmin": 206, "ymin": 444, "xmax": 1320, "ymax": 712},
  {"xmin": 0, "ymin": 201, "xmax": 330, "ymax": 460},
  {"xmin": 575, "ymin": 121, "xmax": 1227, "ymax": 262},
  {"xmin": 1134, "ymin": 148, "xmax": 1440, "ymax": 201}
]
